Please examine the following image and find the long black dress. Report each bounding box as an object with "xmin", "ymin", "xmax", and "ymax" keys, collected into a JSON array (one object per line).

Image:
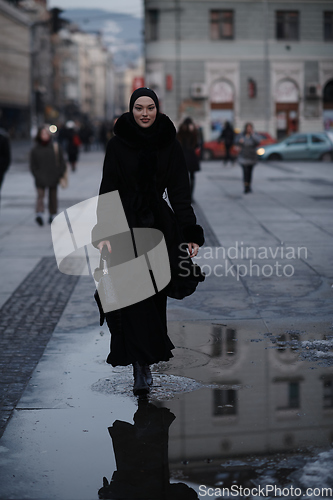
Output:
[{"xmin": 92, "ymin": 112, "xmax": 204, "ymax": 367}]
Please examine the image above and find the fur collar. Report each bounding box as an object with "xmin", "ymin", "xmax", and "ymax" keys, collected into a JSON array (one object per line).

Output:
[{"xmin": 114, "ymin": 112, "xmax": 176, "ymax": 149}]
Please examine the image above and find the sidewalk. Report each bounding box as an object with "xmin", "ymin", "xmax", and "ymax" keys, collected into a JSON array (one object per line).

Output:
[{"xmin": 0, "ymin": 151, "xmax": 333, "ymax": 499}]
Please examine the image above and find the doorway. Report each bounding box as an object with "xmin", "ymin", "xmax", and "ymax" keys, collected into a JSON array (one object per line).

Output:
[
  {"xmin": 210, "ymin": 80, "xmax": 234, "ymax": 140},
  {"xmin": 275, "ymin": 79, "xmax": 299, "ymax": 139},
  {"xmin": 275, "ymin": 103, "xmax": 299, "ymax": 140}
]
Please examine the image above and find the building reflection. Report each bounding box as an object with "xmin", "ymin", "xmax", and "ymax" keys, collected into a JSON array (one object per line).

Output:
[
  {"xmin": 160, "ymin": 323, "xmax": 333, "ymax": 465},
  {"xmin": 96, "ymin": 325, "xmax": 333, "ymax": 495}
]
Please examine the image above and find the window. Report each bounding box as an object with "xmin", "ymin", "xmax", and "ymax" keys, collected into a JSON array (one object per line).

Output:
[
  {"xmin": 213, "ymin": 389, "xmax": 237, "ymax": 416},
  {"xmin": 276, "ymin": 11, "xmax": 299, "ymax": 40},
  {"xmin": 289, "ymin": 382, "xmax": 300, "ymax": 408},
  {"xmin": 286, "ymin": 134, "xmax": 307, "ymax": 145},
  {"xmin": 275, "ymin": 379, "xmax": 302, "ymax": 410},
  {"xmin": 146, "ymin": 9, "xmax": 159, "ymax": 41},
  {"xmin": 210, "ymin": 10, "xmax": 234, "ymax": 40},
  {"xmin": 324, "ymin": 12, "xmax": 333, "ymax": 41},
  {"xmin": 211, "ymin": 327, "xmax": 237, "ymax": 357},
  {"xmin": 311, "ymin": 134, "xmax": 326, "ymax": 144},
  {"xmin": 323, "ymin": 380, "xmax": 333, "ymax": 408}
]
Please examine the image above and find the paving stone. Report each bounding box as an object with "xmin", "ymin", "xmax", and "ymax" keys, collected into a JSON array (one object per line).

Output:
[{"xmin": 0, "ymin": 257, "xmax": 79, "ymax": 437}]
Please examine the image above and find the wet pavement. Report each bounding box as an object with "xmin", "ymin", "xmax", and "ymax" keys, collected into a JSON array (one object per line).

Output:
[{"xmin": 0, "ymin": 150, "xmax": 333, "ymax": 499}]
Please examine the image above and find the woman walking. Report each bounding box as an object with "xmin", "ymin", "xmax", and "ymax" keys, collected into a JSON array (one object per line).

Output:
[
  {"xmin": 65, "ymin": 121, "xmax": 81, "ymax": 172},
  {"xmin": 92, "ymin": 88, "xmax": 204, "ymax": 396},
  {"xmin": 30, "ymin": 126, "xmax": 66, "ymax": 225},
  {"xmin": 237, "ymin": 122, "xmax": 261, "ymax": 193},
  {"xmin": 177, "ymin": 117, "xmax": 200, "ymax": 202}
]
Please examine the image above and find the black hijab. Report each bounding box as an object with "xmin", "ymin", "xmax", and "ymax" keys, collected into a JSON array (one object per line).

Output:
[
  {"xmin": 125, "ymin": 87, "xmax": 161, "ymax": 143},
  {"xmin": 114, "ymin": 87, "xmax": 175, "ymax": 150},
  {"xmin": 113, "ymin": 88, "xmax": 166, "ymax": 227},
  {"xmin": 129, "ymin": 87, "xmax": 160, "ymax": 115}
]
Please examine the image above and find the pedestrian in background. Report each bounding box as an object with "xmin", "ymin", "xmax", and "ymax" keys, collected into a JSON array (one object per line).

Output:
[
  {"xmin": 66, "ymin": 121, "xmax": 81, "ymax": 171},
  {"xmin": 177, "ymin": 117, "xmax": 200, "ymax": 203},
  {"xmin": 79, "ymin": 122, "xmax": 93, "ymax": 152},
  {"xmin": 218, "ymin": 121, "xmax": 235, "ymax": 166},
  {"xmin": 57, "ymin": 123, "xmax": 67, "ymax": 150},
  {"xmin": 237, "ymin": 122, "xmax": 261, "ymax": 193},
  {"xmin": 99, "ymin": 121, "xmax": 108, "ymax": 150},
  {"xmin": 0, "ymin": 127, "xmax": 11, "ymax": 207},
  {"xmin": 30, "ymin": 126, "xmax": 66, "ymax": 226}
]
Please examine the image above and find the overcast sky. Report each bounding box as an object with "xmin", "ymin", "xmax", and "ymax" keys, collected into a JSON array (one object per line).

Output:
[{"xmin": 48, "ymin": 0, "xmax": 143, "ymax": 17}]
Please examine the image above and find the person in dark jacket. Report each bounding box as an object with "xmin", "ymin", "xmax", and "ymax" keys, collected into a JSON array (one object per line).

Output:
[
  {"xmin": 177, "ymin": 117, "xmax": 200, "ymax": 202},
  {"xmin": 79, "ymin": 122, "xmax": 93, "ymax": 152},
  {"xmin": 65, "ymin": 121, "xmax": 80, "ymax": 171},
  {"xmin": 237, "ymin": 122, "xmax": 261, "ymax": 193},
  {"xmin": 219, "ymin": 121, "xmax": 235, "ymax": 166},
  {"xmin": 30, "ymin": 126, "xmax": 66, "ymax": 225},
  {"xmin": 92, "ymin": 88, "xmax": 205, "ymax": 396},
  {"xmin": 0, "ymin": 128, "xmax": 11, "ymax": 206}
]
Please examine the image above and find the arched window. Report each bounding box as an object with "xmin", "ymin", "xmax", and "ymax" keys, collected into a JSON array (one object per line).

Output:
[
  {"xmin": 210, "ymin": 79, "xmax": 234, "ymax": 103},
  {"xmin": 323, "ymin": 79, "xmax": 333, "ymax": 105},
  {"xmin": 275, "ymin": 79, "xmax": 299, "ymax": 103}
]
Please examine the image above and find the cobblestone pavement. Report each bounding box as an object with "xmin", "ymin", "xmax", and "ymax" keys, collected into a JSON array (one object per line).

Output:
[{"xmin": 0, "ymin": 257, "xmax": 79, "ymax": 437}]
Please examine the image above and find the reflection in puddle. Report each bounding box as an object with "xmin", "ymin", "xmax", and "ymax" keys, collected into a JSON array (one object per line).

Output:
[
  {"xmin": 161, "ymin": 323, "xmax": 333, "ymax": 495},
  {"xmin": 96, "ymin": 322, "xmax": 333, "ymax": 498},
  {"xmin": 98, "ymin": 401, "xmax": 198, "ymax": 499}
]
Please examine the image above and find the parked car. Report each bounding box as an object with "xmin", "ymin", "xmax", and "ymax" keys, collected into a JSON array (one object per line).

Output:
[
  {"xmin": 257, "ymin": 132, "xmax": 333, "ymax": 162},
  {"xmin": 200, "ymin": 132, "xmax": 276, "ymax": 160}
]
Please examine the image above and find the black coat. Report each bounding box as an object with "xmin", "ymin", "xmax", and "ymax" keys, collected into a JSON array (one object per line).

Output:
[
  {"xmin": 30, "ymin": 142, "xmax": 66, "ymax": 188},
  {"xmin": 66, "ymin": 129, "xmax": 79, "ymax": 163},
  {"xmin": 92, "ymin": 112, "xmax": 204, "ymax": 246},
  {"xmin": 219, "ymin": 126, "xmax": 234, "ymax": 147},
  {"xmin": 177, "ymin": 129, "xmax": 200, "ymax": 173},
  {"xmin": 92, "ymin": 112, "xmax": 204, "ymax": 368}
]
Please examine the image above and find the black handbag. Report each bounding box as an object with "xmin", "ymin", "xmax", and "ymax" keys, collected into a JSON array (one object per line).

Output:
[{"xmin": 159, "ymin": 201, "xmax": 205, "ymax": 300}]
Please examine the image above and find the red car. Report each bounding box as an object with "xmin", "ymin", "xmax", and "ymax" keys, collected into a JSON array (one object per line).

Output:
[{"xmin": 200, "ymin": 132, "xmax": 276, "ymax": 160}]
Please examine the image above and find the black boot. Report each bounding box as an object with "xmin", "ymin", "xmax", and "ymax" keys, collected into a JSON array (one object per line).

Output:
[
  {"xmin": 142, "ymin": 364, "xmax": 153, "ymax": 386},
  {"xmin": 132, "ymin": 362, "xmax": 149, "ymax": 396},
  {"xmin": 244, "ymin": 183, "xmax": 250, "ymax": 194}
]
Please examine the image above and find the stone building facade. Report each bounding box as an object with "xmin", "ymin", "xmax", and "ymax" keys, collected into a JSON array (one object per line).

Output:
[
  {"xmin": 21, "ymin": 0, "xmax": 53, "ymax": 130},
  {"xmin": 144, "ymin": 0, "xmax": 333, "ymax": 140},
  {"xmin": 0, "ymin": 0, "xmax": 30, "ymax": 137},
  {"xmin": 54, "ymin": 28, "xmax": 113, "ymax": 122}
]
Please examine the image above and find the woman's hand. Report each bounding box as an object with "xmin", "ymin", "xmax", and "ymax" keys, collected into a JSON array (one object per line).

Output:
[
  {"xmin": 188, "ymin": 242, "xmax": 199, "ymax": 258},
  {"xmin": 97, "ymin": 240, "xmax": 112, "ymax": 253}
]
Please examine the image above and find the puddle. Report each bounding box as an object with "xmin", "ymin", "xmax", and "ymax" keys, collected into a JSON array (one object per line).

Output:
[
  {"xmin": 94, "ymin": 322, "xmax": 333, "ymax": 498},
  {"xmin": 92, "ymin": 372, "xmax": 203, "ymax": 400},
  {"xmin": 1, "ymin": 320, "xmax": 333, "ymax": 500},
  {"xmin": 91, "ymin": 370, "xmax": 241, "ymax": 401}
]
